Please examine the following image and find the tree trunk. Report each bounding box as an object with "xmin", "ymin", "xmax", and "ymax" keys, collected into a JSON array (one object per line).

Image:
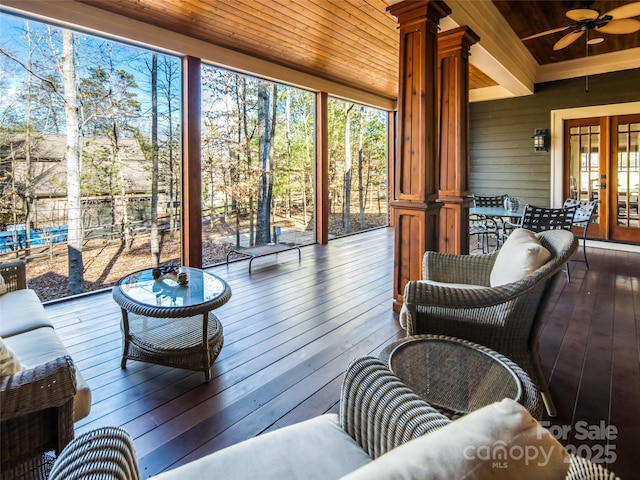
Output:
[
  {"xmin": 162, "ymin": 57, "xmax": 178, "ymax": 241},
  {"xmin": 150, "ymin": 53, "xmax": 160, "ymax": 266},
  {"xmin": 256, "ymin": 82, "xmax": 276, "ymax": 245},
  {"xmin": 358, "ymin": 106, "xmax": 366, "ymax": 229},
  {"xmin": 24, "ymin": 34, "xmax": 33, "ymax": 257},
  {"xmin": 302, "ymin": 109, "xmax": 311, "ymax": 224},
  {"xmin": 62, "ymin": 30, "xmax": 84, "ymax": 295},
  {"xmin": 343, "ymin": 104, "xmax": 354, "ymax": 234}
]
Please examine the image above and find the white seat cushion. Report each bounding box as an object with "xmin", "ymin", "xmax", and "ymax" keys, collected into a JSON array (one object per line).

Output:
[
  {"xmin": 341, "ymin": 398, "xmax": 569, "ymax": 480},
  {"xmin": 149, "ymin": 414, "xmax": 372, "ymax": 480},
  {"xmin": 4, "ymin": 327, "xmax": 92, "ymax": 422},
  {"xmin": 490, "ymin": 229, "xmax": 551, "ymax": 287},
  {"xmin": 0, "ymin": 289, "xmax": 53, "ymax": 337}
]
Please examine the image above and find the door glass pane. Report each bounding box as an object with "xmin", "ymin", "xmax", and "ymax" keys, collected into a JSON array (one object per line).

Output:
[
  {"xmin": 569, "ymin": 125, "xmax": 600, "ymax": 221},
  {"xmin": 617, "ymin": 123, "xmax": 640, "ymax": 228}
]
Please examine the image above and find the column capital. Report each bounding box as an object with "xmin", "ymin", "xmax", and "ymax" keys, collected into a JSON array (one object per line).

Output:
[
  {"xmin": 438, "ymin": 26, "xmax": 480, "ymax": 56},
  {"xmin": 387, "ymin": 1, "xmax": 451, "ymax": 26}
]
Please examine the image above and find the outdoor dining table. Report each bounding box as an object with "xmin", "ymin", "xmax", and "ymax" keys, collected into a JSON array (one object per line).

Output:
[
  {"xmin": 470, "ymin": 206, "xmax": 524, "ymax": 247},
  {"xmin": 470, "ymin": 205, "xmax": 524, "ymax": 220}
]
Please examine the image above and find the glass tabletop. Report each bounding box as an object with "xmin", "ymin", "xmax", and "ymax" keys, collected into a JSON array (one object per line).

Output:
[
  {"xmin": 389, "ymin": 337, "xmax": 522, "ymax": 415},
  {"xmin": 470, "ymin": 206, "xmax": 523, "ymax": 218},
  {"xmin": 117, "ymin": 267, "xmax": 227, "ymax": 309}
]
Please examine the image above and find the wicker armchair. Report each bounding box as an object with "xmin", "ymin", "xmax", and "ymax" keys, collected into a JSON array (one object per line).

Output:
[
  {"xmin": 0, "ymin": 261, "xmax": 79, "ymax": 479},
  {"xmin": 0, "ymin": 357, "xmax": 77, "ymax": 479},
  {"xmin": 48, "ymin": 356, "xmax": 619, "ymax": 480},
  {"xmin": 400, "ymin": 229, "xmax": 578, "ymax": 418}
]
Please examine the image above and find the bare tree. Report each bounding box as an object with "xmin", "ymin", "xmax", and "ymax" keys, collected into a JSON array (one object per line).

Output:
[
  {"xmin": 256, "ymin": 82, "xmax": 277, "ymax": 245},
  {"xmin": 157, "ymin": 56, "xmax": 181, "ymax": 240},
  {"xmin": 22, "ymin": 23, "xmax": 34, "ymax": 256},
  {"xmin": 150, "ymin": 52, "xmax": 159, "ymax": 266},
  {"xmin": 61, "ymin": 30, "xmax": 84, "ymax": 294},
  {"xmin": 357, "ymin": 105, "xmax": 366, "ymax": 229},
  {"xmin": 343, "ymin": 103, "xmax": 355, "ymax": 234}
]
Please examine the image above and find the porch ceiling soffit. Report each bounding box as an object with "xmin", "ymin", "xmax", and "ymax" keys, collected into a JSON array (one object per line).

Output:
[
  {"xmin": 443, "ymin": 0, "xmax": 536, "ymax": 101},
  {"xmin": 445, "ymin": 0, "xmax": 640, "ymax": 100}
]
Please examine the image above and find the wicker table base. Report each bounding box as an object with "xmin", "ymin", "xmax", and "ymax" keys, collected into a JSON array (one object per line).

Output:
[{"xmin": 121, "ymin": 311, "xmax": 223, "ymax": 381}]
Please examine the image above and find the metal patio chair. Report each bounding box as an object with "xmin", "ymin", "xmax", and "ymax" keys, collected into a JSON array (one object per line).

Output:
[
  {"xmin": 563, "ymin": 198, "xmax": 598, "ymax": 269},
  {"xmin": 470, "ymin": 194, "xmax": 508, "ymax": 252},
  {"xmin": 519, "ymin": 204, "xmax": 577, "ymax": 282}
]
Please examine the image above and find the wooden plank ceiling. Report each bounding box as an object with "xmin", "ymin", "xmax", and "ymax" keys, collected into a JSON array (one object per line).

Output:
[
  {"xmin": 494, "ymin": 1, "xmax": 640, "ymax": 65},
  {"xmin": 76, "ymin": 0, "xmax": 639, "ymax": 101}
]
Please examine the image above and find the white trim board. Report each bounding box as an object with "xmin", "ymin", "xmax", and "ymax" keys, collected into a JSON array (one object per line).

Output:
[
  {"xmin": 549, "ymin": 101, "xmax": 640, "ymax": 207},
  {"xmin": 550, "ymin": 102, "xmax": 640, "ymax": 249},
  {"xmin": 585, "ymin": 240, "xmax": 640, "ymax": 253}
]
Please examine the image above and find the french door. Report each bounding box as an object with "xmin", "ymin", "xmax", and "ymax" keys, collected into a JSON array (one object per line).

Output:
[{"xmin": 565, "ymin": 114, "xmax": 640, "ymax": 243}]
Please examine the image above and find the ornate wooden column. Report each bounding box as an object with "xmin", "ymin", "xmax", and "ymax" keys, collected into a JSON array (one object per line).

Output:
[
  {"xmin": 387, "ymin": 0, "xmax": 451, "ymax": 311},
  {"xmin": 437, "ymin": 26, "xmax": 479, "ymax": 254}
]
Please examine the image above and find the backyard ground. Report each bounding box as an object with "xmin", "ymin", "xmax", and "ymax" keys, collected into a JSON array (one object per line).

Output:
[{"xmin": 14, "ymin": 212, "xmax": 387, "ymax": 302}]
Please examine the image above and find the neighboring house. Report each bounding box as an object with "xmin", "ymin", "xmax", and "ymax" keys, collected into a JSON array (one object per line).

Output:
[{"xmin": 1, "ymin": 134, "xmax": 160, "ymax": 231}]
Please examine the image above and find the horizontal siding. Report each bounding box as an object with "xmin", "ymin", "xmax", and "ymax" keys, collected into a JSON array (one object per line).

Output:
[{"xmin": 470, "ymin": 68, "xmax": 640, "ymax": 207}]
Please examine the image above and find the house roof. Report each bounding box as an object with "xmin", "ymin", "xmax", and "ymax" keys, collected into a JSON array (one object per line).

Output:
[{"xmin": 2, "ymin": 135, "xmax": 150, "ymax": 197}]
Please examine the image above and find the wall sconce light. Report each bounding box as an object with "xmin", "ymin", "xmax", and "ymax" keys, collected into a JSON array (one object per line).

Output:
[{"xmin": 532, "ymin": 128, "xmax": 549, "ymax": 152}]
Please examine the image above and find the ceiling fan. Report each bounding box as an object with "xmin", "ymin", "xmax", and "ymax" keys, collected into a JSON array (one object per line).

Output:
[{"xmin": 521, "ymin": 1, "xmax": 640, "ymax": 50}]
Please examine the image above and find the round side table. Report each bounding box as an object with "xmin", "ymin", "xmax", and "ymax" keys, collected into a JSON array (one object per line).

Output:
[{"xmin": 380, "ymin": 334, "xmax": 542, "ymax": 419}]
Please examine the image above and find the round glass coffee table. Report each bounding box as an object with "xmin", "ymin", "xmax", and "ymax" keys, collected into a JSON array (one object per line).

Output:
[
  {"xmin": 112, "ymin": 267, "xmax": 231, "ymax": 382},
  {"xmin": 380, "ymin": 335, "xmax": 542, "ymax": 419}
]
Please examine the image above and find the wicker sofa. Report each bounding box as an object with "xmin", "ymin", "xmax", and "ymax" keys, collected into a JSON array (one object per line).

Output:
[
  {"xmin": 48, "ymin": 356, "xmax": 618, "ymax": 480},
  {"xmin": 0, "ymin": 260, "xmax": 91, "ymax": 478}
]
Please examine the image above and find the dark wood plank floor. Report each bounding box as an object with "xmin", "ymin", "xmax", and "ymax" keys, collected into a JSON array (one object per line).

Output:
[{"xmin": 43, "ymin": 227, "xmax": 639, "ymax": 478}]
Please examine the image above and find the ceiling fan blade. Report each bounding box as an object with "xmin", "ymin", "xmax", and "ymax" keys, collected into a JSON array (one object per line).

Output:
[
  {"xmin": 553, "ymin": 30, "xmax": 584, "ymax": 50},
  {"xmin": 602, "ymin": 2, "xmax": 640, "ymax": 20},
  {"xmin": 596, "ymin": 18, "xmax": 640, "ymax": 34},
  {"xmin": 521, "ymin": 26, "xmax": 573, "ymax": 41},
  {"xmin": 566, "ymin": 8, "xmax": 600, "ymax": 21}
]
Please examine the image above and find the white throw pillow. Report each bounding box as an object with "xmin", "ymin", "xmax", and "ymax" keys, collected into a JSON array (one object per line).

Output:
[
  {"xmin": 341, "ymin": 398, "xmax": 569, "ymax": 480},
  {"xmin": 0, "ymin": 337, "xmax": 24, "ymax": 376},
  {"xmin": 490, "ymin": 229, "xmax": 551, "ymax": 287}
]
